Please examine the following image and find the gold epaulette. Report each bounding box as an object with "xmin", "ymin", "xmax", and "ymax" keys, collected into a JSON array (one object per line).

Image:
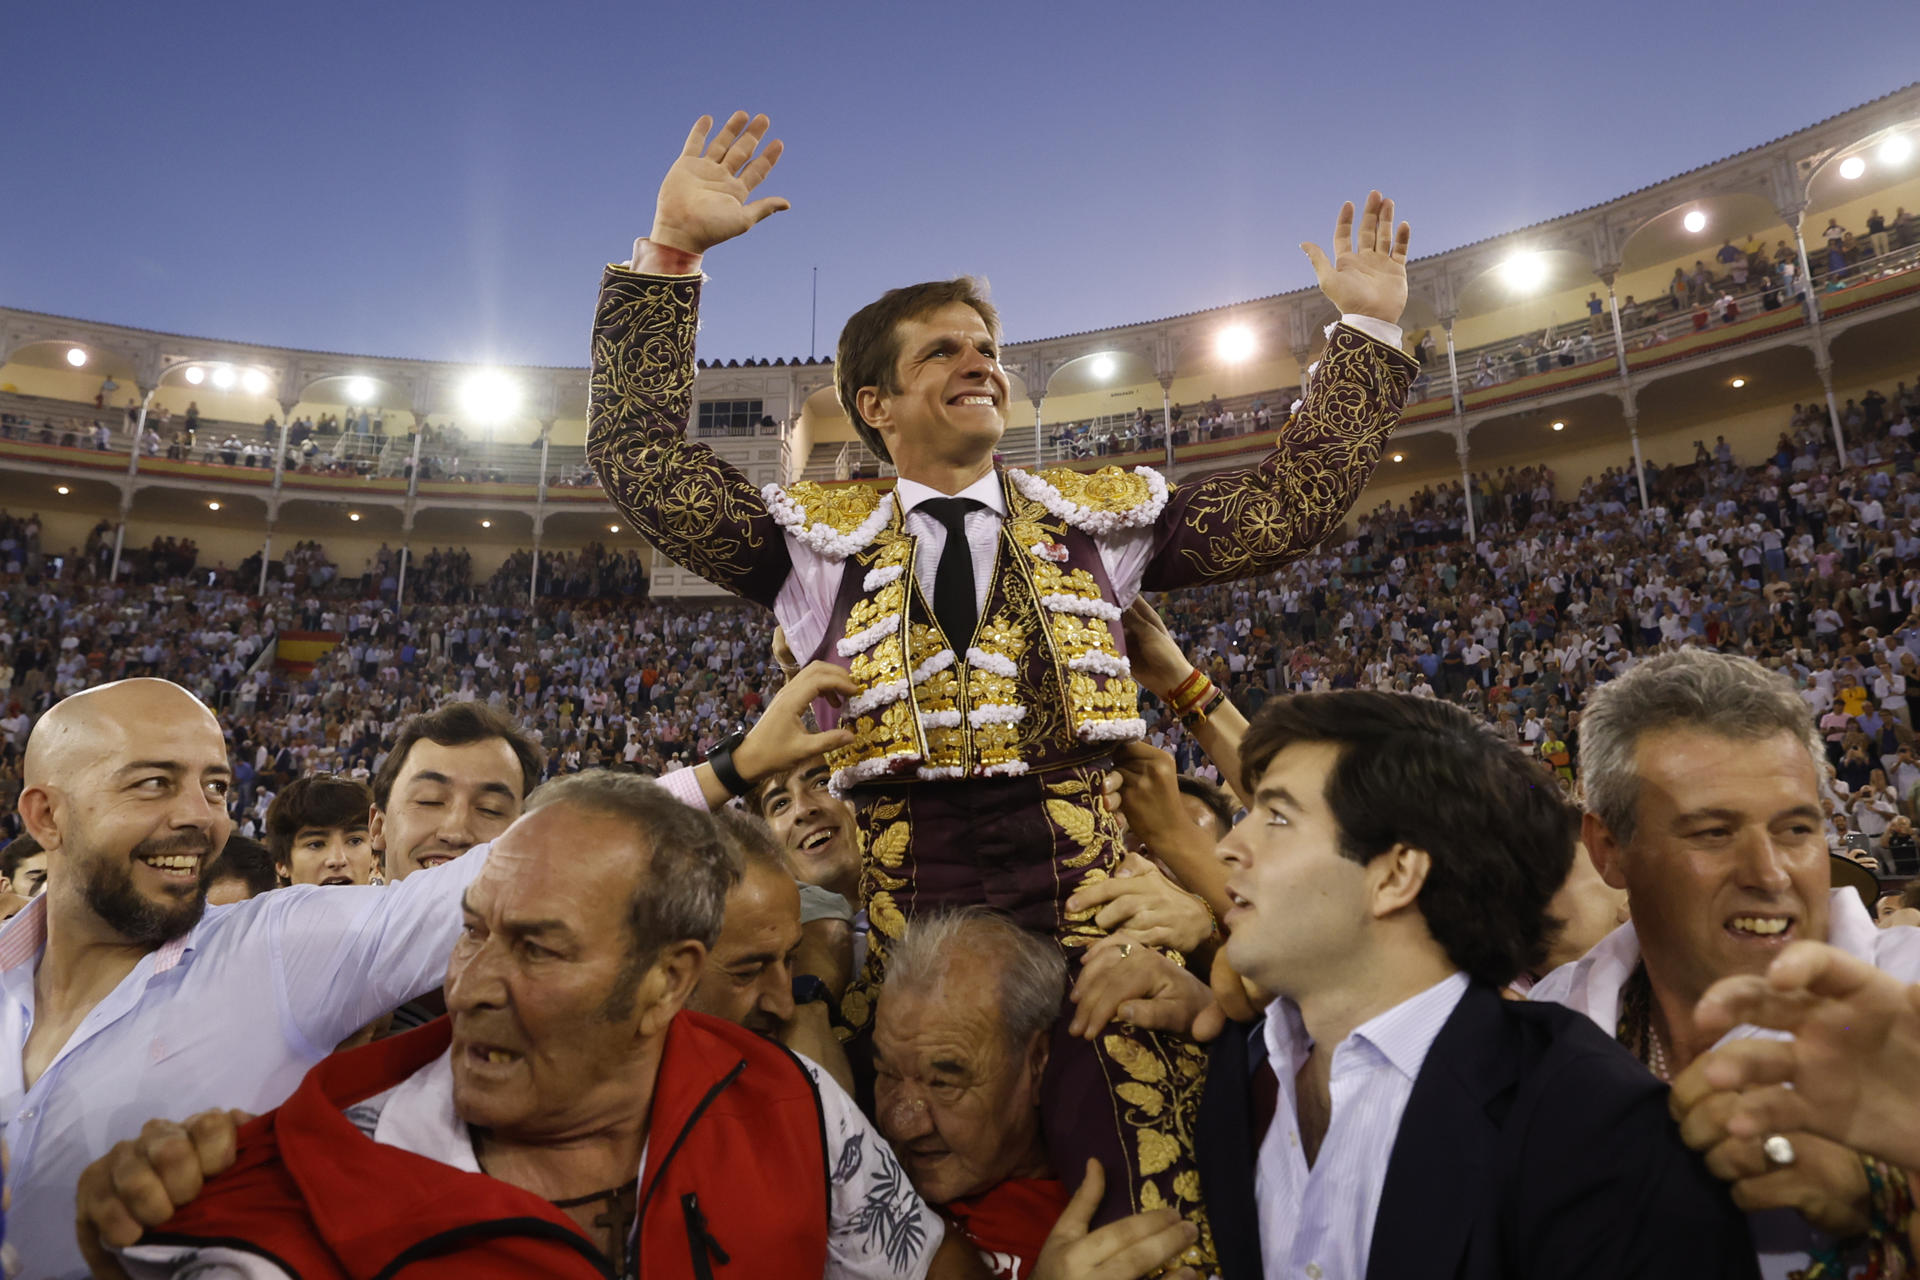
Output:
[
  {"xmin": 764, "ymin": 481, "xmax": 896, "ymax": 559},
  {"xmin": 1010, "ymin": 465, "xmax": 1170, "ymax": 534}
]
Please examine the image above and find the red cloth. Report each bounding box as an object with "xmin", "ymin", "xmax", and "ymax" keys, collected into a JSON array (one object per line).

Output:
[
  {"xmin": 139, "ymin": 1013, "xmax": 829, "ymax": 1280},
  {"xmin": 946, "ymin": 1177, "xmax": 1070, "ymax": 1279}
]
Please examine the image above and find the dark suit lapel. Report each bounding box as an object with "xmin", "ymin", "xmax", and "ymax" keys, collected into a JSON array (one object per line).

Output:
[
  {"xmin": 1365, "ymin": 983, "xmax": 1517, "ymax": 1280},
  {"xmin": 1197, "ymin": 1023, "xmax": 1266, "ymax": 1280}
]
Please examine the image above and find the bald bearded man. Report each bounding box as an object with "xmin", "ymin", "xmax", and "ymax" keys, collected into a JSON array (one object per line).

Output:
[{"xmin": 0, "ymin": 679, "xmax": 505, "ymax": 1278}]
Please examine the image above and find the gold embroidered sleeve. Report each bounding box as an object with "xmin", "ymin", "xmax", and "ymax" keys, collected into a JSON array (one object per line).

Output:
[
  {"xmin": 1140, "ymin": 323, "xmax": 1419, "ymax": 590},
  {"xmin": 586, "ymin": 266, "xmax": 792, "ymax": 607}
]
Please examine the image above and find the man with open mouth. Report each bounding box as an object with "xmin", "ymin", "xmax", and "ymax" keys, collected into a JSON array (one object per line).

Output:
[
  {"xmin": 587, "ymin": 110, "xmax": 1420, "ymax": 1259},
  {"xmin": 1533, "ymin": 647, "xmax": 1920, "ymax": 1278},
  {"xmin": 265, "ymin": 773, "xmax": 380, "ymax": 887}
]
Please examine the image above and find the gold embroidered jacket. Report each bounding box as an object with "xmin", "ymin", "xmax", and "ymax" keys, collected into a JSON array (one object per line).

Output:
[
  {"xmin": 587, "ymin": 265, "xmax": 1421, "ymax": 779},
  {"xmin": 588, "ymin": 265, "xmax": 1418, "ymax": 595}
]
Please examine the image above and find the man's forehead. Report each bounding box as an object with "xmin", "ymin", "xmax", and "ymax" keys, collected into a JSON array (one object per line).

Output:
[{"xmin": 396, "ymin": 737, "xmax": 523, "ymax": 792}]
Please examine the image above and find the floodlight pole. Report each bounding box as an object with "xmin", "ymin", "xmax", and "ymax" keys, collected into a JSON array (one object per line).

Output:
[{"xmin": 1441, "ymin": 319, "xmax": 1475, "ymax": 542}]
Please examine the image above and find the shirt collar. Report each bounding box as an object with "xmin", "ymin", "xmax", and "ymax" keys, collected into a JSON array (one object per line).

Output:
[
  {"xmin": 1349, "ymin": 971, "xmax": 1470, "ymax": 1081},
  {"xmin": 0, "ymin": 893, "xmax": 47, "ymax": 972},
  {"xmin": 894, "ymin": 471, "xmax": 1007, "ymax": 520},
  {"xmin": 0, "ymin": 893, "xmax": 204, "ymax": 978}
]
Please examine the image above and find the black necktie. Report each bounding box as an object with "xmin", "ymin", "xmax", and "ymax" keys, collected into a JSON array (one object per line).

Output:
[{"xmin": 920, "ymin": 497, "xmax": 982, "ymax": 648}]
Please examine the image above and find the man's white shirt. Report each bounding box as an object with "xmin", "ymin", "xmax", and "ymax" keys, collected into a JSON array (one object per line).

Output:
[
  {"xmin": 0, "ymin": 850, "xmax": 492, "ymax": 1280},
  {"xmin": 1530, "ymin": 890, "xmax": 1920, "ymax": 1280}
]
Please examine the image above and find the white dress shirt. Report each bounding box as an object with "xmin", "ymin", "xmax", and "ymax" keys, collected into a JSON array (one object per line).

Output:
[
  {"xmin": 118, "ymin": 1044, "xmax": 944, "ymax": 1280},
  {"xmin": 774, "ymin": 314, "xmax": 1403, "ymax": 665},
  {"xmin": 0, "ymin": 850, "xmax": 490, "ymax": 1280},
  {"xmin": 1530, "ymin": 890, "xmax": 1920, "ymax": 1280},
  {"xmin": 1256, "ymin": 971, "xmax": 1469, "ymax": 1280}
]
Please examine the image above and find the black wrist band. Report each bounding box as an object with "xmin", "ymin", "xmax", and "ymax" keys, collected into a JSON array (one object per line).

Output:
[{"xmin": 706, "ymin": 730, "xmax": 751, "ymax": 797}]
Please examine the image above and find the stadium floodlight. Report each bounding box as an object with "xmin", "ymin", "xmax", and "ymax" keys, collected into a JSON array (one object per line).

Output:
[
  {"xmin": 609, "ymin": 524, "xmax": 620, "ymax": 533},
  {"xmin": 241, "ymin": 368, "xmax": 270, "ymax": 396},
  {"xmin": 348, "ymin": 512, "xmax": 361, "ymax": 522},
  {"xmin": 1731, "ymin": 377, "xmax": 1748, "ymax": 388},
  {"xmin": 1501, "ymin": 252, "xmax": 1549, "ymax": 292},
  {"xmin": 208, "ymin": 501, "xmax": 221, "ymax": 511},
  {"xmin": 1216, "ymin": 326, "xmax": 1257, "ymax": 363},
  {"xmin": 65, "ymin": 347, "xmax": 88, "ymax": 367},
  {"xmin": 1090, "ymin": 354, "xmax": 1116, "ymax": 380},
  {"xmin": 346, "ymin": 377, "xmax": 376, "ymax": 404},
  {"xmin": 460, "ymin": 369, "xmax": 522, "ymax": 423},
  {"xmin": 184, "ymin": 366, "xmax": 206, "ymax": 385},
  {"xmin": 1682, "ymin": 210, "xmax": 1707, "ymax": 234},
  {"xmin": 56, "ymin": 485, "xmax": 71, "ymax": 495},
  {"xmin": 1391, "ymin": 452, "xmax": 1404, "ymax": 463},
  {"xmin": 1551, "ymin": 420, "xmax": 1566, "ymax": 431},
  {"xmin": 481, "ymin": 519, "xmax": 492, "ymax": 528},
  {"xmin": 1880, "ymin": 135, "xmax": 1913, "ymax": 166},
  {"xmin": 1839, "ymin": 155, "xmax": 1867, "ymax": 181},
  {"xmin": 210, "ymin": 366, "xmax": 237, "ymax": 390}
]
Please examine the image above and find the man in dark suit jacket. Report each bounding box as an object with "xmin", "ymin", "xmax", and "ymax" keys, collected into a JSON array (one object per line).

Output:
[{"xmin": 1195, "ymin": 691, "xmax": 1757, "ymax": 1280}]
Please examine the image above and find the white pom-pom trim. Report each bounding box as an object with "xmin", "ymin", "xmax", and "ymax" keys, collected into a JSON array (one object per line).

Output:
[
  {"xmin": 764, "ymin": 485, "xmax": 895, "ymax": 560},
  {"xmin": 863, "ymin": 563, "xmax": 904, "ymax": 591},
  {"xmin": 1039, "ymin": 594, "xmax": 1123, "ymax": 621},
  {"xmin": 1007, "ymin": 466, "xmax": 1168, "ymax": 535},
  {"xmin": 911, "ymin": 649, "xmax": 955, "ymax": 685},
  {"xmin": 917, "ymin": 709, "xmax": 962, "ymax": 730},
  {"xmin": 968, "ymin": 703, "xmax": 1028, "ymax": 727},
  {"xmin": 847, "ymin": 679, "xmax": 909, "ymax": 718},
  {"xmin": 916, "ymin": 765, "xmax": 966, "ymax": 780},
  {"xmin": 830, "ymin": 749, "xmax": 921, "ymax": 792},
  {"xmin": 1077, "ymin": 717, "xmax": 1147, "ymax": 743},
  {"xmin": 837, "ymin": 613, "xmax": 900, "ymax": 657},
  {"xmin": 979, "ymin": 761, "xmax": 1031, "ymax": 777},
  {"xmin": 1068, "ymin": 652, "xmax": 1132, "ymax": 678},
  {"xmin": 964, "ymin": 647, "xmax": 1019, "ymax": 678}
]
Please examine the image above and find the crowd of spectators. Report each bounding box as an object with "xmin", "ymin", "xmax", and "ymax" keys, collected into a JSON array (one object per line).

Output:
[{"xmin": 7, "ymin": 374, "xmax": 1920, "ymax": 865}]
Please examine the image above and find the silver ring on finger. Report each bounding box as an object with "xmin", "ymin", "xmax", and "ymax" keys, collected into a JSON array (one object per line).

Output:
[
  {"xmin": 1762, "ymin": 1134, "xmax": 1797, "ymax": 1168},
  {"xmin": 1119, "ymin": 942, "xmax": 1133, "ymax": 959}
]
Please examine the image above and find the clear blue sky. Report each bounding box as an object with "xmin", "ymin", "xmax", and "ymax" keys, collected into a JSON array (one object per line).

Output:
[{"xmin": 3, "ymin": 0, "xmax": 1913, "ymax": 368}]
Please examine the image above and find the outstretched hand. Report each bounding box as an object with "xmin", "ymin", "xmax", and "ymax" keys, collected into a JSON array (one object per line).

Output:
[
  {"xmin": 643, "ymin": 110, "xmax": 790, "ymax": 260},
  {"xmin": 1300, "ymin": 191, "xmax": 1411, "ymax": 325}
]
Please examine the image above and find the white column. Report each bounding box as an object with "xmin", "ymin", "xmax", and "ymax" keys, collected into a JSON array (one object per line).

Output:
[
  {"xmin": 1627, "ymin": 411, "xmax": 1650, "ymax": 510},
  {"xmin": 1456, "ymin": 429, "xmax": 1476, "ymax": 543},
  {"xmin": 1031, "ymin": 396, "xmax": 1044, "ymax": 467},
  {"xmin": 1160, "ymin": 380, "xmax": 1175, "ymax": 471},
  {"xmin": 531, "ymin": 425, "xmax": 552, "ymax": 607}
]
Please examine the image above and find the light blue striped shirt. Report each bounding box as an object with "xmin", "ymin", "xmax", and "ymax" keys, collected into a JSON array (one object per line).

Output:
[
  {"xmin": 0, "ymin": 847, "xmax": 490, "ymax": 1280},
  {"xmin": 1256, "ymin": 971, "xmax": 1470, "ymax": 1280}
]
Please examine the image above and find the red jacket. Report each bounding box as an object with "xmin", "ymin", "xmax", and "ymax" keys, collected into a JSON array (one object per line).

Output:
[{"xmin": 136, "ymin": 1013, "xmax": 829, "ymax": 1279}]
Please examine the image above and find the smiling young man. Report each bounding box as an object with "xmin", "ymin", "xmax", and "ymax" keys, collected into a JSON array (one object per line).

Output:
[
  {"xmin": 588, "ymin": 111, "xmax": 1421, "ymax": 1249},
  {"xmin": 1531, "ymin": 648, "xmax": 1920, "ymax": 1277},
  {"xmin": 1198, "ymin": 690, "xmax": 1756, "ymax": 1280},
  {"xmin": 369, "ymin": 702, "xmax": 544, "ymax": 881}
]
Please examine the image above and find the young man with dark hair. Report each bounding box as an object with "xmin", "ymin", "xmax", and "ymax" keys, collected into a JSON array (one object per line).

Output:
[
  {"xmin": 1198, "ymin": 690, "xmax": 1757, "ymax": 1280},
  {"xmin": 369, "ymin": 702, "xmax": 545, "ymax": 882},
  {"xmin": 205, "ymin": 835, "xmax": 279, "ymax": 905},
  {"xmin": 0, "ymin": 832, "xmax": 46, "ymax": 899},
  {"xmin": 265, "ymin": 775, "xmax": 378, "ymax": 887},
  {"xmin": 588, "ymin": 109, "xmax": 1420, "ymax": 1249}
]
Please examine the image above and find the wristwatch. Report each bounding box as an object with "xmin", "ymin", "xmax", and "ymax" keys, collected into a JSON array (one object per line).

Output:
[
  {"xmin": 705, "ymin": 727, "xmax": 752, "ymax": 798},
  {"xmin": 792, "ymin": 974, "xmax": 829, "ymax": 1007}
]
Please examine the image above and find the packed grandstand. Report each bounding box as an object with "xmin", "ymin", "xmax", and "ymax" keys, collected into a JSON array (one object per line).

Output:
[{"xmin": 2, "ymin": 84, "xmax": 1918, "ymax": 870}]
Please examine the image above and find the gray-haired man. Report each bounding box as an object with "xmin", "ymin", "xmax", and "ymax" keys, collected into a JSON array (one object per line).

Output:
[{"xmin": 1532, "ymin": 648, "xmax": 1920, "ymax": 1278}]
